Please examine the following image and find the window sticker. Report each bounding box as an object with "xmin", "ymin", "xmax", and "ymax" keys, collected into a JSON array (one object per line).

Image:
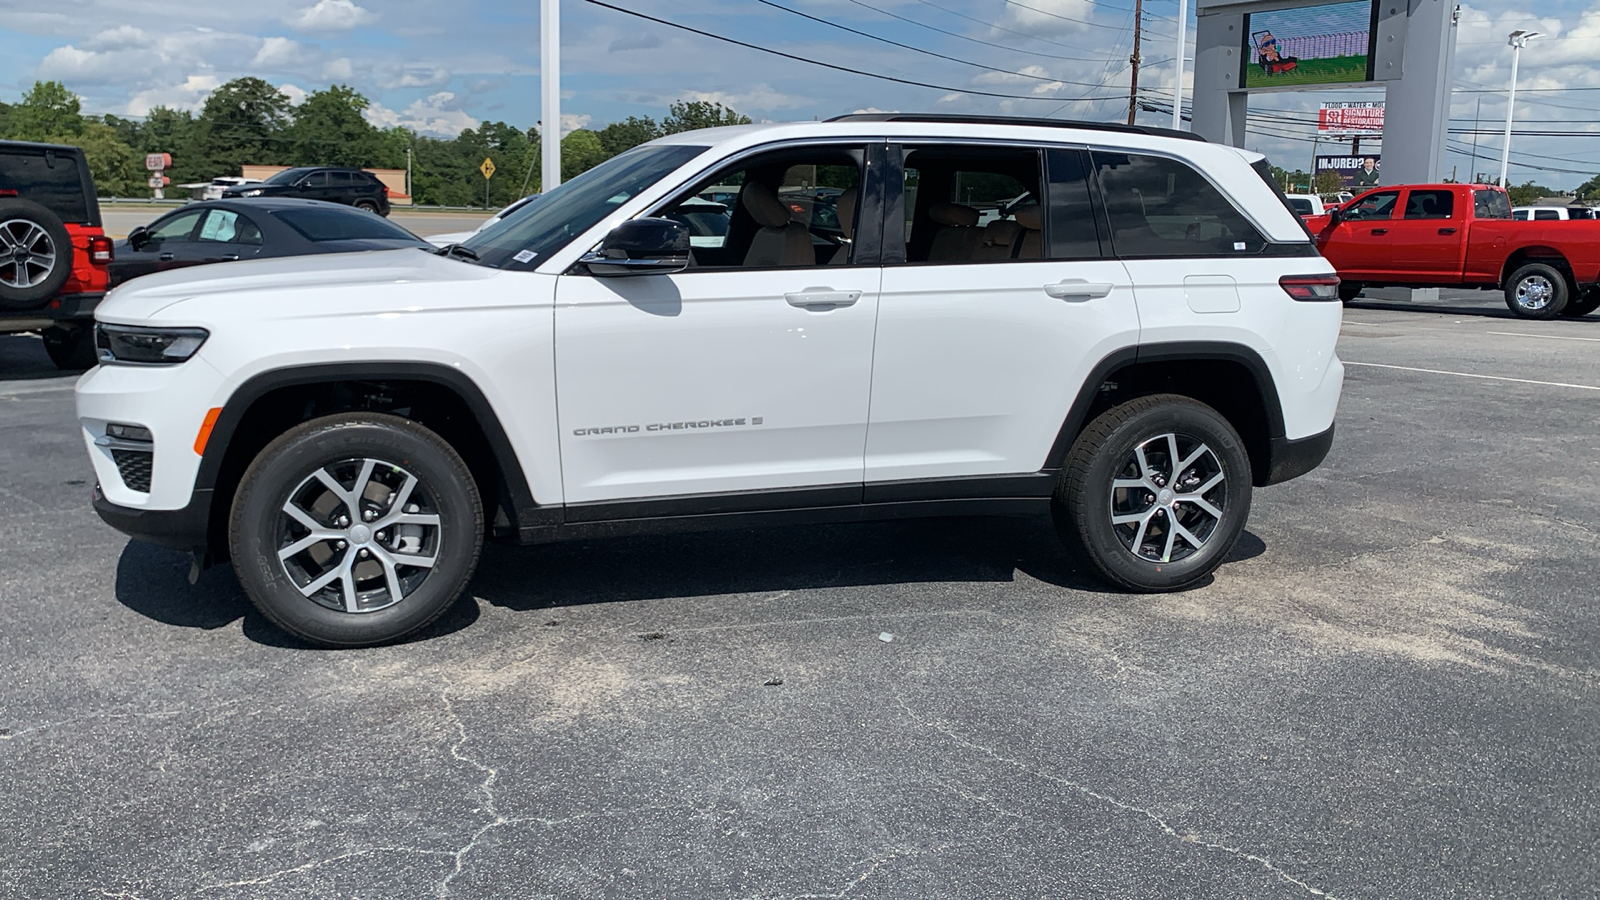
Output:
[{"xmin": 513, "ymin": 249, "xmax": 537, "ymax": 263}]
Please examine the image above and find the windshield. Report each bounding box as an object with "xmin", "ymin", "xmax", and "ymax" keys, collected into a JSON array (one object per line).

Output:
[
  {"xmin": 461, "ymin": 143, "xmax": 709, "ymax": 268},
  {"xmin": 264, "ymin": 168, "xmax": 315, "ymax": 185}
]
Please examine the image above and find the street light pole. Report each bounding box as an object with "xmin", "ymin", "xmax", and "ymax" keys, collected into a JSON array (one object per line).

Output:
[
  {"xmin": 1172, "ymin": 0, "xmax": 1188, "ymax": 130},
  {"xmin": 1498, "ymin": 29, "xmax": 1539, "ymax": 188},
  {"xmin": 541, "ymin": 0, "xmax": 561, "ymax": 193}
]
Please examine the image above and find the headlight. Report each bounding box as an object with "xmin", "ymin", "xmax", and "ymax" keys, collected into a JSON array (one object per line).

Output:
[
  {"xmin": 95, "ymin": 324, "xmax": 210, "ymax": 365},
  {"xmin": 241, "ymin": 188, "xmax": 263, "ymax": 197}
]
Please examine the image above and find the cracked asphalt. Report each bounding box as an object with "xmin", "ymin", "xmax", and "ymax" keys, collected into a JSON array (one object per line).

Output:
[{"xmin": 3, "ymin": 287, "xmax": 1598, "ymax": 899}]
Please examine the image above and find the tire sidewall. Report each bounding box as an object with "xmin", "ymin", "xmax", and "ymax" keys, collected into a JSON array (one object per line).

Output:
[
  {"xmin": 1505, "ymin": 263, "xmax": 1569, "ymax": 320},
  {"xmin": 0, "ymin": 198, "xmax": 74, "ymax": 309},
  {"xmin": 230, "ymin": 415, "xmax": 482, "ymax": 647},
  {"xmin": 1072, "ymin": 401, "xmax": 1252, "ymax": 591}
]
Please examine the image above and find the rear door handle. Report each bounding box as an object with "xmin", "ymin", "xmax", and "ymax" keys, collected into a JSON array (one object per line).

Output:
[
  {"xmin": 1438, "ymin": 227, "xmax": 1457, "ymax": 235},
  {"xmin": 1044, "ymin": 280, "xmax": 1115, "ymax": 301},
  {"xmin": 785, "ymin": 288, "xmax": 860, "ymax": 311},
  {"xmin": 1370, "ymin": 228, "xmax": 1388, "ymax": 236}
]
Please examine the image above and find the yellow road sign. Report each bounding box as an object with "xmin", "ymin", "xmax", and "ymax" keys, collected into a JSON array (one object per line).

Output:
[{"xmin": 480, "ymin": 157, "xmax": 496, "ymax": 179}]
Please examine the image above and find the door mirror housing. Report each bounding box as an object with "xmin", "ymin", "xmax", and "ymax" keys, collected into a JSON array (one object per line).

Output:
[
  {"xmin": 580, "ymin": 218, "xmax": 691, "ymax": 276},
  {"xmin": 1328, "ymin": 207, "xmax": 1345, "ymax": 226},
  {"xmin": 127, "ymin": 225, "xmax": 149, "ymax": 249}
]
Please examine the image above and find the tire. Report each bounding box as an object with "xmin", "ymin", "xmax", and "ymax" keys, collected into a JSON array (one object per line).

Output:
[
  {"xmin": 229, "ymin": 413, "xmax": 483, "ymax": 647},
  {"xmin": 1052, "ymin": 394, "xmax": 1253, "ymax": 592},
  {"xmin": 0, "ymin": 198, "xmax": 74, "ymax": 310},
  {"xmin": 1560, "ymin": 287, "xmax": 1600, "ymax": 318},
  {"xmin": 41, "ymin": 324, "xmax": 98, "ymax": 370},
  {"xmin": 354, "ymin": 200, "xmax": 379, "ymax": 214},
  {"xmin": 1504, "ymin": 262, "xmax": 1570, "ymax": 319},
  {"xmin": 1338, "ymin": 282, "xmax": 1362, "ymax": 305}
]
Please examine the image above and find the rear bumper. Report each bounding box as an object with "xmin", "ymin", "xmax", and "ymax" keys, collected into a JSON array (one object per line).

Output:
[
  {"xmin": 93, "ymin": 483, "xmax": 212, "ymax": 554},
  {"xmin": 1261, "ymin": 425, "xmax": 1335, "ymax": 486},
  {"xmin": 0, "ymin": 292, "xmax": 105, "ymax": 331}
]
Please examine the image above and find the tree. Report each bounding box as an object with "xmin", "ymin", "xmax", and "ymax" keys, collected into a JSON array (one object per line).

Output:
[
  {"xmin": 192, "ymin": 77, "xmax": 293, "ymax": 173},
  {"xmin": 288, "ymin": 85, "xmax": 397, "ymax": 167},
  {"xmin": 7, "ymin": 81, "xmax": 83, "ymax": 141},
  {"xmin": 137, "ymin": 106, "xmax": 202, "ymax": 184},
  {"xmin": 1575, "ymin": 174, "xmax": 1600, "ymax": 203},
  {"xmin": 74, "ymin": 120, "xmax": 143, "ymax": 197},
  {"xmin": 1505, "ymin": 180, "xmax": 1558, "ymax": 207},
  {"xmin": 561, "ymin": 129, "xmax": 608, "ymax": 181},
  {"xmin": 661, "ymin": 100, "xmax": 751, "ymax": 134},
  {"xmin": 1312, "ymin": 169, "xmax": 1345, "ymax": 196},
  {"xmin": 598, "ymin": 115, "xmax": 661, "ymax": 157}
]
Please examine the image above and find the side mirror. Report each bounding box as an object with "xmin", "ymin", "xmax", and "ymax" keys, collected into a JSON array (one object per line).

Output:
[
  {"xmin": 127, "ymin": 225, "xmax": 149, "ymax": 249},
  {"xmin": 1329, "ymin": 208, "xmax": 1345, "ymax": 226},
  {"xmin": 297, "ymin": 181, "xmax": 313, "ymax": 191},
  {"xmin": 580, "ymin": 218, "xmax": 690, "ymax": 276}
]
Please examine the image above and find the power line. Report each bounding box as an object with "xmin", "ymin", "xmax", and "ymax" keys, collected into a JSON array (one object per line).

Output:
[
  {"xmin": 749, "ymin": 0, "xmax": 1128, "ymax": 88},
  {"xmin": 1000, "ymin": 0, "xmax": 1166, "ymax": 33},
  {"xmin": 908, "ymin": 0, "xmax": 1172, "ymax": 52},
  {"xmin": 581, "ymin": 0, "xmax": 1128, "ymax": 104},
  {"xmin": 840, "ymin": 0, "xmax": 1117, "ymax": 61}
]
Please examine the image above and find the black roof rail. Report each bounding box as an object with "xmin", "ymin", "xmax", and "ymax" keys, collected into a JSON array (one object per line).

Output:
[{"xmin": 824, "ymin": 113, "xmax": 1206, "ymax": 143}]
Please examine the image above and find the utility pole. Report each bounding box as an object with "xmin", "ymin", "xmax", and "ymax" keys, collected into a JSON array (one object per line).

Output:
[
  {"xmin": 1499, "ymin": 29, "xmax": 1540, "ymax": 188},
  {"xmin": 1171, "ymin": 0, "xmax": 1188, "ymax": 130},
  {"xmin": 1126, "ymin": 0, "xmax": 1143, "ymax": 125},
  {"xmin": 541, "ymin": 0, "xmax": 561, "ymax": 193},
  {"xmin": 1468, "ymin": 96, "xmax": 1481, "ymax": 182}
]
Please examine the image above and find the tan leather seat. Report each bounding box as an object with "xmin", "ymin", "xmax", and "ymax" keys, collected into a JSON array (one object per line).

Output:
[
  {"xmin": 1012, "ymin": 204, "xmax": 1042, "ymax": 259},
  {"xmin": 742, "ymin": 183, "xmax": 813, "ymax": 268},
  {"xmin": 926, "ymin": 202, "xmax": 981, "ymax": 261},
  {"xmin": 972, "ymin": 219, "xmax": 1023, "ymax": 261},
  {"xmin": 829, "ymin": 186, "xmax": 859, "ymax": 265}
]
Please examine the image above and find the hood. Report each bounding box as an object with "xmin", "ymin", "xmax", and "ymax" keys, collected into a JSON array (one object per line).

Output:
[{"xmin": 96, "ymin": 247, "xmax": 491, "ymax": 321}]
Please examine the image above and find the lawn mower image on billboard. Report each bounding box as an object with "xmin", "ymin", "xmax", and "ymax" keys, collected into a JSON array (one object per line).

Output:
[{"xmin": 1242, "ymin": 0, "xmax": 1378, "ymax": 89}]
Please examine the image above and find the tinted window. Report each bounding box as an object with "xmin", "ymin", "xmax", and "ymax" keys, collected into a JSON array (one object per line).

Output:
[
  {"xmin": 900, "ymin": 145, "xmax": 1041, "ymax": 263},
  {"xmin": 1287, "ymin": 198, "xmax": 1313, "ymax": 215},
  {"xmin": 147, "ymin": 210, "xmax": 204, "ymax": 241},
  {"xmin": 1404, "ymin": 190, "xmax": 1454, "ymax": 219},
  {"xmin": 272, "ymin": 207, "xmax": 419, "ymax": 242},
  {"xmin": 302, "ymin": 171, "xmax": 328, "ymax": 188},
  {"xmin": 463, "ymin": 143, "xmax": 707, "ymax": 269},
  {"xmin": 1343, "ymin": 191, "xmax": 1399, "ymax": 221},
  {"xmin": 1046, "ymin": 149, "xmax": 1102, "ymax": 260},
  {"xmin": 1092, "ymin": 151, "xmax": 1266, "ymax": 257},
  {"xmin": 1534, "ymin": 209, "xmax": 1560, "ymax": 221},
  {"xmin": 264, "ymin": 168, "xmax": 315, "ymax": 185},
  {"xmin": 0, "ymin": 149, "xmax": 90, "ymax": 222},
  {"xmin": 328, "ymin": 171, "xmax": 352, "ymax": 186},
  {"xmin": 197, "ymin": 209, "xmax": 262, "ymax": 245}
]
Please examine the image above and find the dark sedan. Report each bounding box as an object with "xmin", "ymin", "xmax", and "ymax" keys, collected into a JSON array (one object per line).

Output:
[{"xmin": 111, "ymin": 199, "xmax": 431, "ymax": 287}]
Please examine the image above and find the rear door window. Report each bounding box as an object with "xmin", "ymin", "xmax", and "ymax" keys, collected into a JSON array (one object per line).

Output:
[
  {"xmin": 1474, "ymin": 191, "xmax": 1511, "ymax": 219},
  {"xmin": 1534, "ymin": 209, "xmax": 1560, "ymax": 221},
  {"xmin": 1403, "ymin": 190, "xmax": 1454, "ymax": 220},
  {"xmin": 197, "ymin": 209, "xmax": 263, "ymax": 245},
  {"xmin": 1045, "ymin": 148, "xmax": 1104, "ymax": 260},
  {"xmin": 0, "ymin": 149, "xmax": 90, "ymax": 223},
  {"xmin": 1092, "ymin": 151, "xmax": 1266, "ymax": 257}
]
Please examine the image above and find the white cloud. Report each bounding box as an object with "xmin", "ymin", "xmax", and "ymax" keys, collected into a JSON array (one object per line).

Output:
[
  {"xmin": 279, "ymin": 83, "xmax": 308, "ymax": 106},
  {"xmin": 364, "ymin": 91, "xmax": 479, "ymax": 135},
  {"xmin": 560, "ymin": 113, "xmax": 592, "ymax": 136},
  {"xmin": 126, "ymin": 74, "xmax": 221, "ymax": 116},
  {"xmin": 322, "ymin": 57, "xmax": 353, "ymax": 81},
  {"xmin": 251, "ymin": 36, "xmax": 312, "ymax": 69},
  {"xmin": 608, "ymin": 33, "xmax": 663, "ymax": 53},
  {"xmin": 288, "ymin": 0, "xmax": 377, "ymax": 31},
  {"xmin": 679, "ymin": 84, "xmax": 807, "ymax": 114}
]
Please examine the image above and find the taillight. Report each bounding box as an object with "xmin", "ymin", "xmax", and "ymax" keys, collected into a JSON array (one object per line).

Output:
[
  {"xmin": 0, "ymin": 189, "xmax": 17, "ymax": 197},
  {"xmin": 88, "ymin": 235, "xmax": 114, "ymax": 265},
  {"xmin": 1280, "ymin": 274, "xmax": 1340, "ymax": 301}
]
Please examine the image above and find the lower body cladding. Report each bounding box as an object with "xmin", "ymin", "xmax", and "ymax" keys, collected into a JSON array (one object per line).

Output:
[{"xmin": 89, "ymin": 427, "xmax": 1334, "ymax": 555}]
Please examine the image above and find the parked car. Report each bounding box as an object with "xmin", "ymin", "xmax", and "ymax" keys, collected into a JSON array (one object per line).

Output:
[
  {"xmin": 1511, "ymin": 205, "xmax": 1596, "ymax": 221},
  {"xmin": 426, "ymin": 194, "xmax": 543, "ymax": 247},
  {"xmin": 204, "ymin": 177, "xmax": 258, "ymax": 201},
  {"xmin": 80, "ymin": 112, "xmax": 1343, "ymax": 647},
  {"xmin": 0, "ymin": 139, "xmax": 115, "ymax": 369},
  {"xmin": 1306, "ymin": 183, "xmax": 1600, "ymax": 318},
  {"xmin": 222, "ymin": 167, "xmax": 391, "ymax": 216},
  {"xmin": 111, "ymin": 199, "xmax": 432, "ymax": 287},
  {"xmin": 1283, "ymin": 193, "xmax": 1326, "ymax": 218}
]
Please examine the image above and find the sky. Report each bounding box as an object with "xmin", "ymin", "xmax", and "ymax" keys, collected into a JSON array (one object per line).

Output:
[{"xmin": 1, "ymin": 0, "xmax": 1597, "ymax": 188}]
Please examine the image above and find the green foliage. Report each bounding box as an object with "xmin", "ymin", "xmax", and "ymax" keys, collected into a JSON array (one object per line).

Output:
[
  {"xmin": 1505, "ymin": 180, "xmax": 1559, "ymax": 207},
  {"xmin": 8, "ymin": 81, "xmax": 83, "ymax": 141},
  {"xmin": 661, "ymin": 100, "xmax": 752, "ymax": 134},
  {"xmin": 598, "ymin": 116, "xmax": 661, "ymax": 156},
  {"xmin": 288, "ymin": 85, "xmax": 400, "ymax": 168},
  {"xmin": 1575, "ymin": 175, "xmax": 1600, "ymax": 203},
  {"xmin": 1313, "ymin": 169, "xmax": 1346, "ymax": 196},
  {"xmin": 192, "ymin": 77, "xmax": 293, "ymax": 172},
  {"xmin": 75, "ymin": 120, "xmax": 143, "ymax": 196},
  {"xmin": 561, "ymin": 130, "xmax": 608, "ymax": 181}
]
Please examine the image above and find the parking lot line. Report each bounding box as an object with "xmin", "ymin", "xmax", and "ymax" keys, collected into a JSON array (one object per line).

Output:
[
  {"xmin": 1345, "ymin": 361, "xmax": 1600, "ymax": 392},
  {"xmin": 1486, "ymin": 331, "xmax": 1600, "ymax": 344},
  {"xmin": 0, "ymin": 379, "xmax": 76, "ymax": 398}
]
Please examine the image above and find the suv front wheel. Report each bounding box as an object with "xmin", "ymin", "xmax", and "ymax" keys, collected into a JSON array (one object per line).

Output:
[
  {"xmin": 229, "ymin": 413, "xmax": 483, "ymax": 647},
  {"xmin": 1053, "ymin": 395, "xmax": 1252, "ymax": 592}
]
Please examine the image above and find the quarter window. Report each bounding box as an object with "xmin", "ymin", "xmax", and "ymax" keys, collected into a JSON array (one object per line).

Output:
[{"xmin": 1091, "ymin": 151, "xmax": 1265, "ymax": 257}]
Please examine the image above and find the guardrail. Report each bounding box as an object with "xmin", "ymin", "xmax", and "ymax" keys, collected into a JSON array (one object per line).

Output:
[{"xmin": 97, "ymin": 197, "xmax": 503, "ymax": 212}]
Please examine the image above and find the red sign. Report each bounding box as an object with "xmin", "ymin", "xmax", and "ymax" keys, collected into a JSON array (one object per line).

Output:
[
  {"xmin": 144, "ymin": 153, "xmax": 172, "ymax": 171},
  {"xmin": 1318, "ymin": 102, "xmax": 1384, "ymax": 137}
]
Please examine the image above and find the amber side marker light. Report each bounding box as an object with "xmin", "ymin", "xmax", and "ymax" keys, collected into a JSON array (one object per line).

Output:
[{"xmin": 194, "ymin": 408, "xmax": 223, "ymax": 456}]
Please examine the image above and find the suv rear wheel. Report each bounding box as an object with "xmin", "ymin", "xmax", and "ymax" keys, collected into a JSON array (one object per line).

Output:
[
  {"xmin": 229, "ymin": 413, "xmax": 483, "ymax": 647},
  {"xmin": 1053, "ymin": 395, "xmax": 1252, "ymax": 592},
  {"xmin": 0, "ymin": 198, "xmax": 73, "ymax": 309}
]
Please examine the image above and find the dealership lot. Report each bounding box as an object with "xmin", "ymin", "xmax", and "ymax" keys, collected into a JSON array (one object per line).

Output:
[
  {"xmin": 99, "ymin": 206, "xmax": 494, "ymax": 240},
  {"xmin": 3, "ymin": 289, "xmax": 1597, "ymax": 897}
]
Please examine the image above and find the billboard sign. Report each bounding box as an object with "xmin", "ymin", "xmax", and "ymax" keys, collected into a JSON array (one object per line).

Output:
[
  {"xmin": 1316, "ymin": 154, "xmax": 1382, "ymax": 189},
  {"xmin": 1242, "ymin": 0, "xmax": 1379, "ymax": 89},
  {"xmin": 1318, "ymin": 101, "xmax": 1384, "ymax": 136}
]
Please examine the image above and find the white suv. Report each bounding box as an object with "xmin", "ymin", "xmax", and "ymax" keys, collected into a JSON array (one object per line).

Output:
[{"xmin": 77, "ymin": 114, "xmax": 1344, "ymax": 647}]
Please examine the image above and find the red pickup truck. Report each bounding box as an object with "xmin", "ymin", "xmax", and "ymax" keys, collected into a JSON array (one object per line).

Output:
[{"xmin": 1304, "ymin": 183, "xmax": 1600, "ymax": 320}]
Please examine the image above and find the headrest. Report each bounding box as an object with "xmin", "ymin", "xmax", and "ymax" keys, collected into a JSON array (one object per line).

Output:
[
  {"xmin": 981, "ymin": 219, "xmax": 1022, "ymax": 245},
  {"xmin": 929, "ymin": 201, "xmax": 979, "ymax": 228},
  {"xmin": 836, "ymin": 187, "xmax": 858, "ymax": 238},
  {"xmin": 1012, "ymin": 203, "xmax": 1042, "ymax": 231},
  {"xmin": 742, "ymin": 183, "xmax": 792, "ymax": 229}
]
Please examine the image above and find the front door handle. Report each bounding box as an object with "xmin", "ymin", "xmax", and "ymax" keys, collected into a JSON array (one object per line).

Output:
[
  {"xmin": 158, "ymin": 252, "xmax": 175, "ymax": 261},
  {"xmin": 1438, "ymin": 227, "xmax": 1457, "ymax": 235},
  {"xmin": 1044, "ymin": 280, "xmax": 1115, "ymax": 301},
  {"xmin": 785, "ymin": 288, "xmax": 860, "ymax": 311},
  {"xmin": 1370, "ymin": 228, "xmax": 1388, "ymax": 236}
]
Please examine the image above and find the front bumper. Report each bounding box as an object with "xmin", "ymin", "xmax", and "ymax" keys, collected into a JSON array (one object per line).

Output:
[{"xmin": 93, "ymin": 483, "xmax": 212, "ymax": 554}]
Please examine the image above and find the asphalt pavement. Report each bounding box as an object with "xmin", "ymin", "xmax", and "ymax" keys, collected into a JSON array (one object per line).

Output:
[{"xmin": 2, "ymin": 289, "xmax": 1597, "ymax": 898}]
